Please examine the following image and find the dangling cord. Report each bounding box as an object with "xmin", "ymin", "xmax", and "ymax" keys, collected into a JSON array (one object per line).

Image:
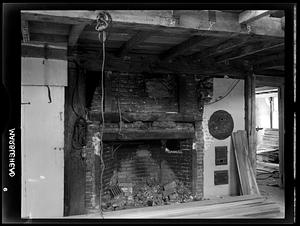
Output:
[
  {"xmin": 95, "ymin": 11, "xmax": 112, "ymax": 218},
  {"xmin": 98, "ymin": 31, "xmax": 106, "ymax": 219},
  {"xmin": 117, "ymin": 76, "xmax": 123, "ymax": 136}
]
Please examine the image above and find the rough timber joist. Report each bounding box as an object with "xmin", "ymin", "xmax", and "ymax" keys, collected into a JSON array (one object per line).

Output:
[
  {"xmin": 21, "ymin": 10, "xmax": 284, "ymax": 38},
  {"xmin": 21, "ymin": 10, "xmax": 285, "ymax": 76}
]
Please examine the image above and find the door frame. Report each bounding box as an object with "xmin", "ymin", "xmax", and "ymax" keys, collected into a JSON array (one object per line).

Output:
[{"xmin": 253, "ymin": 75, "xmax": 285, "ymax": 188}]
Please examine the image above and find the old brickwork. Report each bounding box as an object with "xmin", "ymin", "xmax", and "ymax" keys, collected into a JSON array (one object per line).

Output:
[
  {"xmin": 91, "ymin": 72, "xmax": 178, "ymax": 113},
  {"xmin": 84, "ymin": 71, "xmax": 213, "ymax": 212}
]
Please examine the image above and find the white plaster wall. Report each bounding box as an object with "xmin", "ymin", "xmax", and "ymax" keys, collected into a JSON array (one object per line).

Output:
[
  {"xmin": 21, "ymin": 57, "xmax": 68, "ymax": 86},
  {"xmin": 21, "ymin": 56, "xmax": 67, "ymax": 217},
  {"xmin": 203, "ymin": 78, "xmax": 244, "ymax": 198}
]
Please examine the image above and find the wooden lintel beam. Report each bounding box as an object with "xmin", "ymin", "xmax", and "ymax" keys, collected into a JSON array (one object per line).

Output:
[
  {"xmin": 116, "ymin": 31, "xmax": 153, "ymax": 57},
  {"xmin": 239, "ymin": 10, "xmax": 277, "ymax": 24},
  {"xmin": 76, "ymin": 51, "xmax": 247, "ymax": 78},
  {"xmin": 68, "ymin": 24, "xmax": 87, "ymax": 46},
  {"xmin": 102, "ymin": 130, "xmax": 195, "ymax": 141},
  {"xmin": 21, "ymin": 18, "xmax": 30, "ymax": 43},
  {"xmin": 160, "ymin": 36, "xmax": 207, "ymax": 61},
  {"xmin": 216, "ymin": 42, "xmax": 284, "ymax": 63},
  {"xmin": 88, "ymin": 112, "xmax": 200, "ymax": 123}
]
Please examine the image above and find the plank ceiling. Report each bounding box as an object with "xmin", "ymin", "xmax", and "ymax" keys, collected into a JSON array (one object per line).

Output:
[{"xmin": 21, "ymin": 10, "xmax": 285, "ymax": 76}]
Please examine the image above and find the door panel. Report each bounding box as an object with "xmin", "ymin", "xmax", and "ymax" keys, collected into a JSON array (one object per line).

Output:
[{"xmin": 21, "ymin": 85, "xmax": 64, "ymax": 218}]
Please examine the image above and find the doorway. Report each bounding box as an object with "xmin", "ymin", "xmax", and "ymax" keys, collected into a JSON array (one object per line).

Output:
[
  {"xmin": 256, "ymin": 86, "xmax": 279, "ymax": 167},
  {"xmin": 254, "ymin": 80, "xmax": 285, "ymax": 217}
]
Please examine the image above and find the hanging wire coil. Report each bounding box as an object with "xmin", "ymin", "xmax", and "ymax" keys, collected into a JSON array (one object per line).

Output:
[{"xmin": 95, "ymin": 11, "xmax": 112, "ymax": 32}]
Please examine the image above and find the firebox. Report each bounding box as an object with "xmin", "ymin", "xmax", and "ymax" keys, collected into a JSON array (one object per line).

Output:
[{"xmin": 94, "ymin": 139, "xmax": 194, "ymax": 211}]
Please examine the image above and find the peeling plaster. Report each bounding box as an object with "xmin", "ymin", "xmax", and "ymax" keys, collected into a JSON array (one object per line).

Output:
[{"xmin": 92, "ymin": 132, "xmax": 101, "ymax": 156}]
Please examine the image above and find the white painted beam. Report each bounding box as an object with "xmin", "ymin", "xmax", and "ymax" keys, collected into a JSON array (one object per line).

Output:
[{"xmin": 239, "ymin": 10, "xmax": 276, "ymax": 24}]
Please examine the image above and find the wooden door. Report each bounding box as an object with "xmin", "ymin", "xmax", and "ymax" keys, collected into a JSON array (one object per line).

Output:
[{"xmin": 21, "ymin": 85, "xmax": 64, "ymax": 218}]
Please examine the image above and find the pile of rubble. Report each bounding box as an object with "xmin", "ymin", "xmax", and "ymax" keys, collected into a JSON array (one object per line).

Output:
[{"xmin": 102, "ymin": 177, "xmax": 198, "ymax": 211}]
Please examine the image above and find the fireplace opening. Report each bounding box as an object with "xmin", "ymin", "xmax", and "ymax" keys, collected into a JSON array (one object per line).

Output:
[{"xmin": 97, "ymin": 139, "xmax": 196, "ymax": 211}]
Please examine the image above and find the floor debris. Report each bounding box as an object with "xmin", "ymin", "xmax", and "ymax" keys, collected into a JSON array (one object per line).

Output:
[{"xmin": 67, "ymin": 194, "xmax": 281, "ymax": 219}]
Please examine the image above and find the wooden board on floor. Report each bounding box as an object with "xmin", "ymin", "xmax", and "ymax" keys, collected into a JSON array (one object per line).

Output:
[{"xmin": 64, "ymin": 194, "xmax": 281, "ymax": 219}]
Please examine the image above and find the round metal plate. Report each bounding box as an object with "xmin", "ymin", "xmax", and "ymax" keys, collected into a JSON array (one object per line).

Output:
[{"xmin": 208, "ymin": 110, "xmax": 234, "ymax": 140}]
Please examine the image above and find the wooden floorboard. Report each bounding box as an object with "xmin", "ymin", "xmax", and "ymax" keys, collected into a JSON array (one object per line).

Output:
[{"xmin": 66, "ymin": 194, "xmax": 281, "ymax": 219}]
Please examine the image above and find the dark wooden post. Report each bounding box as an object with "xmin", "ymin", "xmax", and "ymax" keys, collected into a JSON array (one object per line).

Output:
[
  {"xmin": 178, "ymin": 74, "xmax": 188, "ymax": 113},
  {"xmin": 245, "ymin": 73, "xmax": 257, "ymax": 175},
  {"xmin": 191, "ymin": 147, "xmax": 197, "ymax": 196},
  {"xmin": 278, "ymin": 86, "xmax": 284, "ymax": 188}
]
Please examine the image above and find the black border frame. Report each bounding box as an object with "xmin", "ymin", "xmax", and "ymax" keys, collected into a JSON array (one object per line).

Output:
[{"xmin": 2, "ymin": 2, "xmax": 296, "ymax": 224}]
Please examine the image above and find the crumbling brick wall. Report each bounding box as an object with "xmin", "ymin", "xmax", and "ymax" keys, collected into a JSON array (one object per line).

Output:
[
  {"xmin": 91, "ymin": 72, "xmax": 178, "ymax": 113},
  {"xmin": 84, "ymin": 72, "xmax": 213, "ymax": 212}
]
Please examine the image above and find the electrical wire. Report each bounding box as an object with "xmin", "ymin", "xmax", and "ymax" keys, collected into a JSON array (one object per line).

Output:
[
  {"xmin": 117, "ymin": 77, "xmax": 123, "ymax": 136},
  {"xmin": 98, "ymin": 32, "xmax": 106, "ymax": 219},
  {"xmin": 95, "ymin": 11, "xmax": 112, "ymax": 218},
  {"xmin": 205, "ymin": 80, "xmax": 240, "ymax": 105}
]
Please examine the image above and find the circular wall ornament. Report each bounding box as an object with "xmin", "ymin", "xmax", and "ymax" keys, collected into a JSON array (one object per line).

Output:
[{"xmin": 208, "ymin": 110, "xmax": 234, "ymax": 140}]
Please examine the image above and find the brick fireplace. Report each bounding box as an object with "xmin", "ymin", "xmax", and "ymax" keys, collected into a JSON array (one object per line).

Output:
[{"xmin": 83, "ymin": 71, "xmax": 212, "ymax": 213}]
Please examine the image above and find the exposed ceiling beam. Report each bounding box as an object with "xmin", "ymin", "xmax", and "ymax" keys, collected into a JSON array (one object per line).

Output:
[
  {"xmin": 116, "ymin": 31, "xmax": 153, "ymax": 57},
  {"xmin": 189, "ymin": 35, "xmax": 252, "ymax": 62},
  {"xmin": 68, "ymin": 24, "xmax": 87, "ymax": 47},
  {"xmin": 21, "ymin": 11, "xmax": 92, "ymax": 25},
  {"xmin": 21, "ymin": 10, "xmax": 176, "ymax": 26},
  {"xmin": 239, "ymin": 10, "xmax": 277, "ymax": 24},
  {"xmin": 30, "ymin": 33, "xmax": 68, "ymax": 44},
  {"xmin": 160, "ymin": 36, "xmax": 208, "ymax": 62},
  {"xmin": 216, "ymin": 41, "xmax": 284, "ymax": 63},
  {"xmin": 73, "ymin": 49, "xmax": 249, "ymax": 77},
  {"xmin": 21, "ymin": 10, "xmax": 284, "ymax": 38},
  {"xmin": 21, "ymin": 18, "xmax": 30, "ymax": 43}
]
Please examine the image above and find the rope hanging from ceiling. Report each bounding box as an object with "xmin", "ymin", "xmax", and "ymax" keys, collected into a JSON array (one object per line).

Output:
[{"xmin": 95, "ymin": 10, "xmax": 112, "ymax": 218}]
